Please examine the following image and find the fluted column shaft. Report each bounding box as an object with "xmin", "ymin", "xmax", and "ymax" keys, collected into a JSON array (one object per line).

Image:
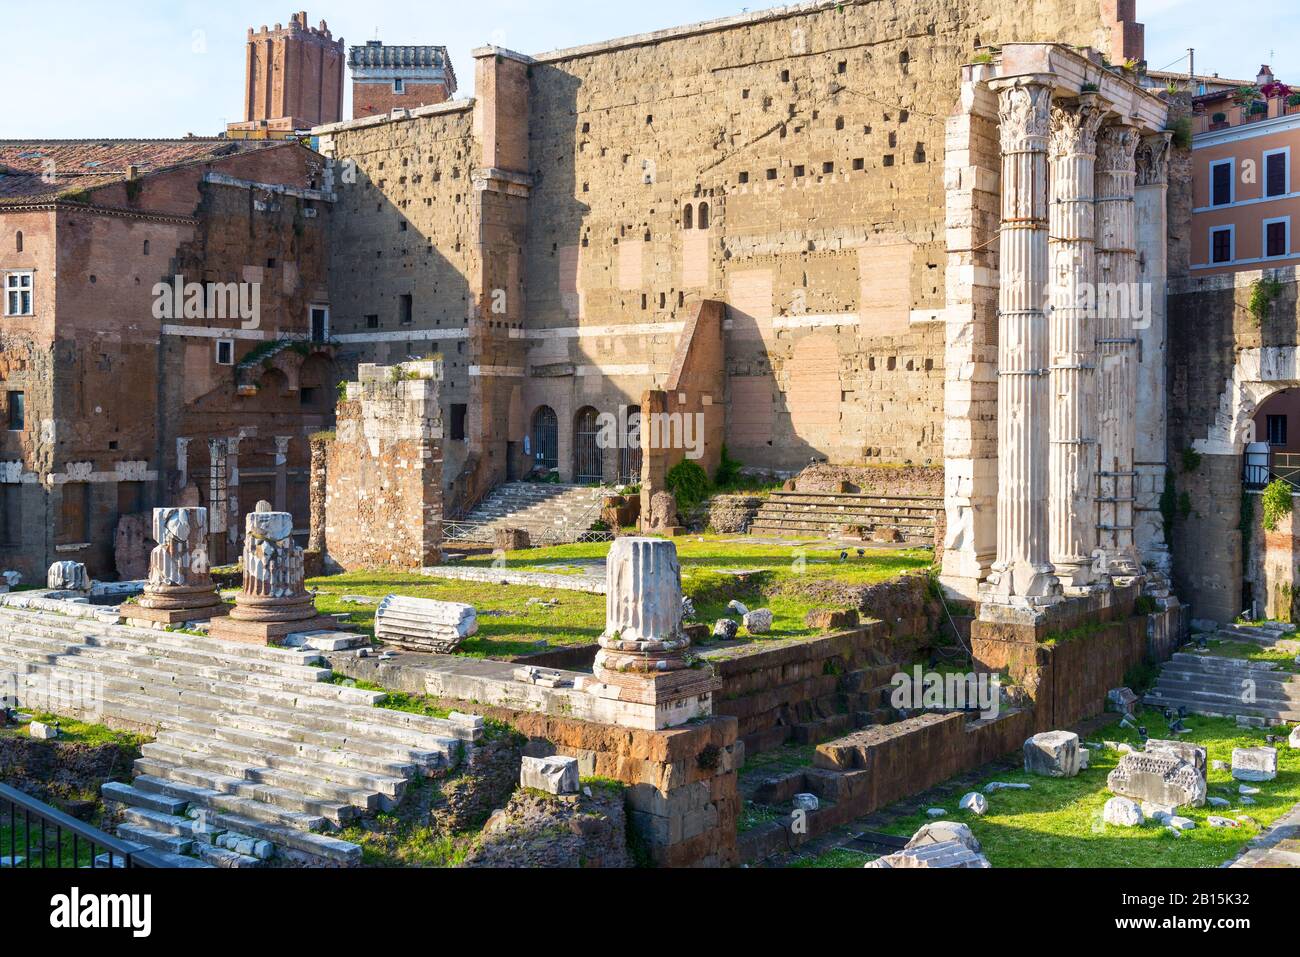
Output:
[
  {"xmin": 1095, "ymin": 123, "xmax": 1142, "ymax": 574},
  {"xmin": 1048, "ymin": 97, "xmax": 1107, "ymax": 588},
  {"xmin": 988, "ymin": 77, "xmax": 1058, "ymax": 600}
]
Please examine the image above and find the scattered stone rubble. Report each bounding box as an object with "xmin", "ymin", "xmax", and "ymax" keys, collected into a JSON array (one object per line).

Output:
[
  {"xmin": 1107, "ymin": 750, "xmax": 1207, "ymax": 808},
  {"xmin": 47, "ymin": 561, "xmax": 89, "ymax": 593},
  {"xmin": 1232, "ymin": 747, "xmax": 1278, "ymax": 782},
  {"xmin": 1024, "ymin": 731, "xmax": 1083, "ymax": 778},
  {"xmin": 520, "ymin": 755, "xmax": 579, "ymax": 795},
  {"xmin": 866, "ymin": 820, "xmax": 991, "ymax": 869}
]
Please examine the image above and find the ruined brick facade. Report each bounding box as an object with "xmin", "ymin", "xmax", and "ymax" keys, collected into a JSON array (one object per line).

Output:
[
  {"xmin": 320, "ymin": 360, "xmax": 445, "ymax": 570},
  {"xmin": 316, "ymin": 0, "xmax": 1136, "ymax": 513},
  {"xmin": 0, "ymin": 140, "xmax": 337, "ymax": 579}
]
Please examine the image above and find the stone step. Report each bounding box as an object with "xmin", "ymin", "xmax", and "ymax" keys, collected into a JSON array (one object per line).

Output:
[
  {"xmin": 155, "ymin": 728, "xmax": 408, "ymax": 800},
  {"xmin": 1170, "ymin": 651, "xmax": 1292, "ymax": 673},
  {"xmin": 143, "ymin": 739, "xmax": 384, "ymax": 811},
  {"xmin": 1143, "ymin": 689, "xmax": 1300, "ymax": 723},
  {"xmin": 34, "ymin": 681, "xmax": 451, "ymax": 773},
  {"xmin": 119, "ymin": 805, "xmax": 215, "ymax": 840},
  {"xmin": 158, "ymin": 714, "xmax": 419, "ymax": 780},
  {"xmin": 100, "ymin": 781, "xmax": 188, "ymax": 817},
  {"xmin": 132, "ymin": 775, "xmax": 360, "ymax": 865},
  {"xmin": 1149, "ymin": 681, "xmax": 1300, "ymax": 711},
  {"xmin": 136, "ymin": 748, "xmax": 358, "ymax": 825},
  {"xmin": 26, "ymin": 655, "xmax": 463, "ymax": 759},
  {"xmin": 43, "ymin": 644, "xmax": 381, "ymax": 712},
  {"xmin": 195, "ymin": 843, "xmax": 266, "ymax": 869},
  {"xmin": 115, "ymin": 822, "xmax": 194, "ymax": 856},
  {"xmin": 132, "ymin": 764, "xmax": 333, "ymax": 832}
]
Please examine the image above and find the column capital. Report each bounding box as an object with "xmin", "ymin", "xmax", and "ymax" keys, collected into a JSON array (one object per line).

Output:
[
  {"xmin": 1049, "ymin": 94, "xmax": 1109, "ymax": 159},
  {"xmin": 992, "ymin": 76, "xmax": 1053, "ymax": 154},
  {"xmin": 1136, "ymin": 130, "xmax": 1173, "ymax": 187},
  {"xmin": 1096, "ymin": 123, "xmax": 1141, "ymax": 174}
]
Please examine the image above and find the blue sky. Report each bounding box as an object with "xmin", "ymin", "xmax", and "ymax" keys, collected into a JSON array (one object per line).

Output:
[{"xmin": 1, "ymin": 0, "xmax": 1296, "ymax": 139}]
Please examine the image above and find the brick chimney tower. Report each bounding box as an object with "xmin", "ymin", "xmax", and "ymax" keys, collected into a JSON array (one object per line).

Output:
[{"xmin": 227, "ymin": 11, "xmax": 344, "ymax": 138}]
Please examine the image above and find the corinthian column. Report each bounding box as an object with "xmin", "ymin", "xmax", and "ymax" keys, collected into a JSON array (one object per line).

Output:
[
  {"xmin": 1095, "ymin": 123, "xmax": 1143, "ymax": 576},
  {"xmin": 985, "ymin": 76, "xmax": 1059, "ymax": 601},
  {"xmin": 1135, "ymin": 132, "xmax": 1174, "ymax": 580},
  {"xmin": 1048, "ymin": 96, "xmax": 1107, "ymax": 589}
]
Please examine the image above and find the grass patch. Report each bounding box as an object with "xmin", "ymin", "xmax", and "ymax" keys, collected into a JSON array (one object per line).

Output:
[
  {"xmin": 309, "ymin": 570, "xmax": 606, "ymax": 659},
  {"xmin": 1200, "ymin": 640, "xmax": 1300, "ymax": 673},
  {"xmin": 0, "ymin": 712, "xmax": 149, "ymax": 750},
  {"xmin": 335, "ymin": 778, "xmax": 474, "ymax": 868},
  {"xmin": 845, "ymin": 709, "xmax": 1300, "ymax": 869},
  {"xmin": 789, "ymin": 847, "xmax": 876, "ymax": 868}
]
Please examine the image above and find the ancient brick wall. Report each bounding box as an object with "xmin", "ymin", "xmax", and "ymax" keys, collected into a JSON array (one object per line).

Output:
[
  {"xmin": 322, "ymin": 361, "xmax": 444, "ymax": 570},
  {"xmin": 1168, "ymin": 274, "xmax": 1300, "ymax": 622},
  {"xmin": 353, "ymin": 80, "xmax": 451, "ymax": 119},
  {"xmin": 319, "ymin": 0, "xmax": 1119, "ymax": 495}
]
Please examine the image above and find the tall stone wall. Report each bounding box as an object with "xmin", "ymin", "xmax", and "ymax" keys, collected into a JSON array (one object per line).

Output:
[
  {"xmin": 319, "ymin": 0, "xmax": 1122, "ymax": 493},
  {"xmin": 322, "ymin": 360, "xmax": 445, "ymax": 570},
  {"xmin": 1168, "ymin": 270, "xmax": 1300, "ymax": 623}
]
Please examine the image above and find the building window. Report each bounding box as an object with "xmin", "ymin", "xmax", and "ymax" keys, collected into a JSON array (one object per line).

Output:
[
  {"xmin": 365, "ymin": 314, "xmax": 379, "ymax": 329},
  {"xmin": 1265, "ymin": 218, "xmax": 1289, "ymax": 259},
  {"xmin": 450, "ymin": 403, "xmax": 468, "ymax": 441},
  {"xmin": 399, "ymin": 294, "xmax": 413, "ymax": 326},
  {"xmin": 4, "ymin": 272, "xmax": 33, "ymax": 316},
  {"xmin": 682, "ymin": 204, "xmax": 693, "ymax": 230},
  {"xmin": 698, "ymin": 202, "xmax": 709, "ymax": 229},
  {"xmin": 393, "ymin": 78, "xmax": 404, "ymax": 94},
  {"xmin": 1211, "ymin": 227, "xmax": 1233, "ymax": 264},
  {"xmin": 6, "ymin": 391, "xmax": 22, "ymax": 432},
  {"xmin": 215, "ymin": 339, "xmax": 234, "ymax": 365},
  {"xmin": 1268, "ymin": 414, "xmax": 1288, "ymax": 447},
  {"xmin": 300, "ymin": 386, "xmax": 320, "ymax": 407},
  {"xmin": 310, "ymin": 305, "xmax": 329, "ymax": 341},
  {"xmin": 1210, "ymin": 159, "xmax": 1234, "ymax": 206},
  {"xmin": 1265, "ymin": 149, "xmax": 1288, "ymax": 198},
  {"xmin": 15, "ymin": 231, "xmax": 22, "ymax": 253}
]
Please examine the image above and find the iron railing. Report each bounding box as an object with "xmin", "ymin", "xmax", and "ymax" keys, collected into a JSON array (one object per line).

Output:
[
  {"xmin": 1244, "ymin": 451, "xmax": 1300, "ymax": 491},
  {"xmin": 0, "ymin": 781, "xmax": 164, "ymax": 869}
]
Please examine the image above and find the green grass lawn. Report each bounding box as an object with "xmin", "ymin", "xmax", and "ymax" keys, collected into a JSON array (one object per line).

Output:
[
  {"xmin": 308, "ymin": 571, "xmax": 608, "ymax": 659},
  {"xmin": 789, "ymin": 709, "xmax": 1300, "ymax": 868},
  {"xmin": 0, "ymin": 713, "xmax": 150, "ymax": 750},
  {"xmin": 320, "ymin": 538, "xmax": 934, "ymax": 656}
]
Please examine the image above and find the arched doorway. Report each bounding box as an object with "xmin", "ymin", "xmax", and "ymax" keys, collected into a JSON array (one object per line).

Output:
[
  {"xmin": 619, "ymin": 405, "xmax": 642, "ymax": 484},
  {"xmin": 1249, "ymin": 387, "xmax": 1300, "ymax": 489},
  {"xmin": 531, "ymin": 406, "xmax": 558, "ymax": 472},
  {"xmin": 574, "ymin": 406, "xmax": 602, "ymax": 483}
]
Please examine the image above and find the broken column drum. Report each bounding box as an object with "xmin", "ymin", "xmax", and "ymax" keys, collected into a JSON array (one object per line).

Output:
[
  {"xmin": 135, "ymin": 507, "xmax": 226, "ymax": 619},
  {"xmin": 594, "ymin": 536, "xmax": 691, "ymax": 677},
  {"xmin": 229, "ymin": 504, "xmax": 317, "ymax": 624}
]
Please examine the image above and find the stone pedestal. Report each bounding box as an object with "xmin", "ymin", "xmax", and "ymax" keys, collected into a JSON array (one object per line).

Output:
[
  {"xmin": 576, "ymin": 537, "xmax": 719, "ymax": 730},
  {"xmin": 126, "ymin": 507, "xmax": 229, "ymax": 627},
  {"xmin": 209, "ymin": 502, "xmax": 338, "ymax": 645}
]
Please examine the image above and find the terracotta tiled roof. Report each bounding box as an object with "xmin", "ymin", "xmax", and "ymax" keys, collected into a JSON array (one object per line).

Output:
[{"xmin": 0, "ymin": 139, "xmax": 277, "ymax": 204}]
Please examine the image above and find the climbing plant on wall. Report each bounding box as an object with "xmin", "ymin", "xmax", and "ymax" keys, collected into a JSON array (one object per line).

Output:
[{"xmin": 1261, "ymin": 479, "xmax": 1294, "ymax": 531}]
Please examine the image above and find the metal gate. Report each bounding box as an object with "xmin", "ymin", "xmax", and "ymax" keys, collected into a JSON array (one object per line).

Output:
[
  {"xmin": 574, "ymin": 406, "xmax": 603, "ymax": 483},
  {"xmin": 531, "ymin": 406, "xmax": 559, "ymax": 472},
  {"xmin": 619, "ymin": 405, "xmax": 642, "ymax": 484}
]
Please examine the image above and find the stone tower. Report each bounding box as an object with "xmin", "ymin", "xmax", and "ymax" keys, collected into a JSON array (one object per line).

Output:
[
  {"xmin": 228, "ymin": 11, "xmax": 344, "ymax": 138},
  {"xmin": 349, "ymin": 41, "xmax": 457, "ymax": 120}
]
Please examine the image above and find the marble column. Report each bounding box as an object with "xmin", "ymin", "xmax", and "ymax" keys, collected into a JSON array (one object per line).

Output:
[
  {"xmin": 225, "ymin": 435, "xmax": 242, "ymax": 552},
  {"xmin": 273, "ymin": 435, "xmax": 291, "ymax": 512},
  {"xmin": 1135, "ymin": 132, "xmax": 1174, "ymax": 580},
  {"xmin": 129, "ymin": 507, "xmax": 228, "ymax": 625},
  {"xmin": 208, "ymin": 500, "xmax": 337, "ymax": 644},
  {"xmin": 985, "ymin": 76, "xmax": 1059, "ymax": 602},
  {"xmin": 576, "ymin": 537, "xmax": 719, "ymax": 730},
  {"xmin": 1095, "ymin": 122, "xmax": 1143, "ymax": 575},
  {"xmin": 175, "ymin": 437, "xmax": 190, "ymax": 494},
  {"xmin": 1048, "ymin": 96, "xmax": 1107, "ymax": 589}
]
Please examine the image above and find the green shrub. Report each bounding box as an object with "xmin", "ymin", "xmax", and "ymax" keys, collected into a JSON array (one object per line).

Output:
[
  {"xmin": 1180, "ymin": 447, "xmax": 1202, "ymax": 473},
  {"xmin": 666, "ymin": 460, "xmax": 710, "ymax": 510},
  {"xmin": 713, "ymin": 444, "xmax": 743, "ymax": 487},
  {"xmin": 1261, "ymin": 479, "xmax": 1294, "ymax": 531},
  {"xmin": 1249, "ymin": 277, "xmax": 1284, "ymax": 324}
]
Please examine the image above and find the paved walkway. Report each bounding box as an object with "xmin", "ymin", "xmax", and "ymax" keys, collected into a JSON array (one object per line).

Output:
[{"xmin": 1228, "ymin": 802, "xmax": 1300, "ymax": 868}]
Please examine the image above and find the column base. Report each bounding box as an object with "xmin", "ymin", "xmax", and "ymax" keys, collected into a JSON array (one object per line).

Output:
[
  {"xmin": 983, "ymin": 560, "xmax": 1063, "ymax": 603},
  {"xmin": 576, "ymin": 668, "xmax": 721, "ymax": 731},
  {"xmin": 124, "ymin": 601, "xmax": 231, "ymax": 628},
  {"xmin": 208, "ymin": 613, "xmax": 343, "ymax": 646}
]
